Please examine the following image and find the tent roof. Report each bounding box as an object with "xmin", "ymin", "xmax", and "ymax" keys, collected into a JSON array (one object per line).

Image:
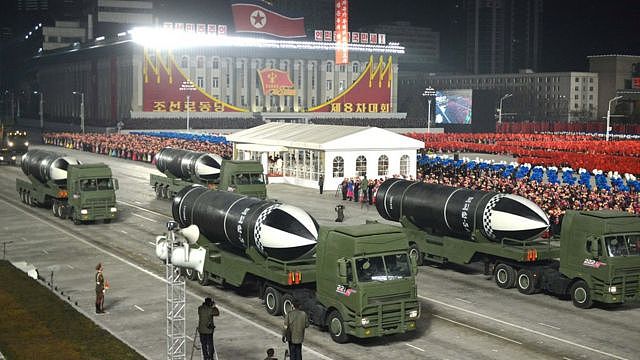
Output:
[{"xmin": 227, "ymin": 123, "xmax": 424, "ymax": 150}]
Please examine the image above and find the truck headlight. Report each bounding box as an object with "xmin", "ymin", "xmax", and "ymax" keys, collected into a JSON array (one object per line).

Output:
[
  {"xmin": 80, "ymin": 209, "xmax": 88, "ymax": 215},
  {"xmin": 110, "ymin": 207, "xmax": 117, "ymax": 213},
  {"xmin": 409, "ymin": 310, "xmax": 419, "ymax": 318},
  {"xmin": 8, "ymin": 141, "xmax": 13, "ymax": 147},
  {"xmin": 608, "ymin": 286, "xmax": 617, "ymax": 294},
  {"xmin": 360, "ymin": 317, "xmax": 370, "ymax": 326},
  {"xmin": 0, "ymin": 156, "xmax": 3, "ymax": 161},
  {"xmin": 24, "ymin": 141, "xmax": 29, "ymax": 146}
]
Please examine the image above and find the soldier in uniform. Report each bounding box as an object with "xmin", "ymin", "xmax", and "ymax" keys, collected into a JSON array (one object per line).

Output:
[
  {"xmin": 95, "ymin": 263, "xmax": 106, "ymax": 314},
  {"xmin": 282, "ymin": 298, "xmax": 309, "ymax": 360},
  {"xmin": 198, "ymin": 297, "xmax": 220, "ymax": 360}
]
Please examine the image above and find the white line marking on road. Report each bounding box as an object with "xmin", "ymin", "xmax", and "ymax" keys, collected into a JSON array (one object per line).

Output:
[
  {"xmin": 538, "ymin": 322, "xmax": 561, "ymax": 330},
  {"xmin": 433, "ymin": 314, "xmax": 522, "ymax": 345},
  {"xmin": 134, "ymin": 201, "xmax": 142, "ymax": 204},
  {"xmin": 5, "ymin": 199, "xmax": 334, "ymax": 360},
  {"xmin": 563, "ymin": 357, "xmax": 574, "ymax": 360},
  {"xmin": 455, "ymin": 297, "xmax": 472, "ymax": 304},
  {"xmin": 421, "ymin": 295, "xmax": 628, "ymax": 360},
  {"xmin": 134, "ymin": 305, "xmax": 145, "ymax": 312},
  {"xmin": 67, "ymin": 264, "xmax": 74, "ymax": 269},
  {"xmin": 405, "ymin": 343, "xmax": 425, "ymax": 352},
  {"xmin": 132, "ymin": 213, "xmax": 158, "ymax": 223},
  {"xmin": 117, "ymin": 200, "xmax": 169, "ymax": 219},
  {"xmin": 42, "ymin": 249, "xmax": 48, "ymax": 254},
  {"xmin": 120, "ymin": 230, "xmax": 128, "ymax": 234},
  {"xmin": 147, "ymin": 241, "xmax": 155, "ymax": 247}
]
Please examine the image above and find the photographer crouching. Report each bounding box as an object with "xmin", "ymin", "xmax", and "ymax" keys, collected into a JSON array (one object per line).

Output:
[{"xmin": 198, "ymin": 297, "xmax": 220, "ymax": 360}]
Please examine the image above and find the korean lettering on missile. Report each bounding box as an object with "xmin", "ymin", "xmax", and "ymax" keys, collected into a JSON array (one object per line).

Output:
[{"xmin": 461, "ymin": 196, "xmax": 474, "ymax": 232}]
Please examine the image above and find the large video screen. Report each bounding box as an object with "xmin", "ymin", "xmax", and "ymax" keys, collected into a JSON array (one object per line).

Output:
[{"xmin": 434, "ymin": 89, "xmax": 473, "ymax": 125}]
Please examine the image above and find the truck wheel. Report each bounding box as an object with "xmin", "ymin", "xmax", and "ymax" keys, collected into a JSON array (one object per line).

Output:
[
  {"xmin": 73, "ymin": 212, "xmax": 82, "ymax": 225},
  {"xmin": 162, "ymin": 186, "xmax": 169, "ymax": 199},
  {"xmin": 570, "ymin": 280, "xmax": 593, "ymax": 309},
  {"xmin": 58, "ymin": 204, "xmax": 67, "ymax": 219},
  {"xmin": 516, "ymin": 269, "xmax": 537, "ymax": 295},
  {"xmin": 494, "ymin": 263, "xmax": 516, "ymax": 289},
  {"xmin": 155, "ymin": 185, "xmax": 162, "ymax": 199},
  {"xmin": 184, "ymin": 268, "xmax": 196, "ymax": 281},
  {"xmin": 264, "ymin": 286, "xmax": 283, "ymax": 316},
  {"xmin": 52, "ymin": 201, "xmax": 59, "ymax": 217},
  {"xmin": 282, "ymin": 293, "xmax": 295, "ymax": 316},
  {"xmin": 409, "ymin": 243, "xmax": 423, "ymax": 266},
  {"xmin": 26, "ymin": 192, "xmax": 32, "ymax": 206},
  {"xmin": 103, "ymin": 219, "xmax": 112, "ymax": 224},
  {"xmin": 197, "ymin": 271, "xmax": 210, "ymax": 286},
  {"xmin": 327, "ymin": 310, "xmax": 349, "ymax": 344}
]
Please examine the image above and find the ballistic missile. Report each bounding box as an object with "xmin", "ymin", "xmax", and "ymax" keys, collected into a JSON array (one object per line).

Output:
[
  {"xmin": 172, "ymin": 186, "xmax": 318, "ymax": 260},
  {"xmin": 21, "ymin": 150, "xmax": 81, "ymax": 183},
  {"xmin": 376, "ymin": 179, "xmax": 549, "ymax": 241},
  {"xmin": 155, "ymin": 148, "xmax": 223, "ymax": 182}
]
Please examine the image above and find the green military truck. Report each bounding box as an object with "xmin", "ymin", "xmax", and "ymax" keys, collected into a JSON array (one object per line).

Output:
[
  {"xmin": 0, "ymin": 129, "xmax": 29, "ymax": 165},
  {"xmin": 377, "ymin": 179, "xmax": 640, "ymax": 309},
  {"xmin": 16, "ymin": 150, "xmax": 119, "ymax": 224},
  {"xmin": 150, "ymin": 147, "xmax": 266, "ymax": 200},
  {"xmin": 156, "ymin": 187, "xmax": 420, "ymax": 343}
]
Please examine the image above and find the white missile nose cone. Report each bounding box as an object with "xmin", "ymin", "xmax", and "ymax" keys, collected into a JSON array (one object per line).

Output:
[
  {"xmin": 483, "ymin": 194, "xmax": 549, "ymax": 241},
  {"xmin": 49, "ymin": 167, "xmax": 68, "ymax": 180},
  {"xmin": 195, "ymin": 163, "xmax": 220, "ymax": 175}
]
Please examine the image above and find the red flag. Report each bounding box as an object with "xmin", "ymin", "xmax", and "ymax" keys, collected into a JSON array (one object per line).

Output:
[{"xmin": 231, "ymin": 2, "xmax": 306, "ymax": 38}]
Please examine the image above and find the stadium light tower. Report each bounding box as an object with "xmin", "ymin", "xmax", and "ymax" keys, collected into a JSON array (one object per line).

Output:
[
  {"xmin": 498, "ymin": 93, "xmax": 513, "ymax": 124},
  {"xmin": 33, "ymin": 91, "xmax": 43, "ymax": 128},
  {"xmin": 72, "ymin": 91, "xmax": 85, "ymax": 133},
  {"xmin": 422, "ymin": 87, "xmax": 436, "ymax": 133},
  {"xmin": 606, "ymin": 95, "xmax": 623, "ymax": 141}
]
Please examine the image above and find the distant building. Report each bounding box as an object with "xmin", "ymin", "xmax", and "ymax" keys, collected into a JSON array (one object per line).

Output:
[
  {"xmin": 588, "ymin": 55, "xmax": 640, "ymax": 121},
  {"xmin": 399, "ymin": 70, "xmax": 598, "ymax": 123},
  {"xmin": 42, "ymin": 21, "xmax": 85, "ymax": 50},
  {"xmin": 464, "ymin": 0, "xmax": 542, "ymax": 74},
  {"xmin": 85, "ymin": 0, "xmax": 154, "ymax": 39}
]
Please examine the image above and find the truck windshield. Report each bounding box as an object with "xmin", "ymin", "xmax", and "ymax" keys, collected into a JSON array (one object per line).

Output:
[
  {"xmin": 355, "ymin": 254, "xmax": 411, "ymax": 282},
  {"xmin": 234, "ymin": 173, "xmax": 265, "ymax": 185},
  {"xmin": 81, "ymin": 178, "xmax": 114, "ymax": 191},
  {"xmin": 605, "ymin": 234, "xmax": 640, "ymax": 257}
]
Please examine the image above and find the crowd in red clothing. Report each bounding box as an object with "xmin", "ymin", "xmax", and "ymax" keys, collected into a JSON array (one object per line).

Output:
[
  {"xmin": 406, "ymin": 133, "xmax": 640, "ymax": 174},
  {"xmin": 495, "ymin": 121, "xmax": 640, "ymax": 134},
  {"xmin": 417, "ymin": 162, "xmax": 640, "ymax": 235},
  {"xmin": 42, "ymin": 132, "xmax": 233, "ymax": 161}
]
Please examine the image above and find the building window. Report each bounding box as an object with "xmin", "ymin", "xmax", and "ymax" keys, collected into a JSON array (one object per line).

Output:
[
  {"xmin": 575, "ymin": 95, "xmax": 579, "ymax": 100},
  {"xmin": 378, "ymin": 155, "xmax": 389, "ymax": 176},
  {"xmin": 226, "ymin": 73, "xmax": 230, "ymax": 87},
  {"xmin": 297, "ymin": 97, "xmax": 302, "ymax": 107},
  {"xmin": 212, "ymin": 77, "xmax": 219, "ymax": 88},
  {"xmin": 241, "ymin": 95, "xmax": 245, "ymax": 106},
  {"xmin": 255, "ymin": 95, "xmax": 260, "ymax": 106},
  {"xmin": 311, "ymin": 97, "xmax": 316, "ymax": 106},
  {"xmin": 574, "ymin": 86, "xmax": 579, "ymax": 91},
  {"xmin": 590, "ymin": 78, "xmax": 594, "ymax": 83},
  {"xmin": 212, "ymin": 58, "xmax": 219, "ymax": 69},
  {"xmin": 338, "ymin": 80, "xmax": 345, "ymax": 92},
  {"xmin": 326, "ymin": 62, "xmax": 333, "ymax": 72},
  {"xmin": 311, "ymin": 74, "xmax": 315, "ymax": 88},
  {"xmin": 589, "ymin": 94, "xmax": 593, "ymax": 100},
  {"xmin": 355, "ymin": 155, "xmax": 367, "ymax": 177},
  {"xmin": 574, "ymin": 103, "xmax": 579, "ymax": 109},
  {"xmin": 589, "ymin": 86, "xmax": 594, "ymax": 91},
  {"xmin": 180, "ymin": 56, "xmax": 189, "ymax": 68},
  {"xmin": 327, "ymin": 80, "xmax": 332, "ymax": 90},
  {"xmin": 332, "ymin": 156, "xmax": 344, "ymax": 178},
  {"xmin": 226, "ymin": 96, "xmax": 230, "ymax": 104},
  {"xmin": 282, "ymin": 62, "xmax": 288, "ymax": 71},
  {"xmin": 196, "ymin": 56, "xmax": 204, "ymax": 68},
  {"xmin": 400, "ymin": 155, "xmax": 410, "ymax": 176},
  {"xmin": 352, "ymin": 63, "xmax": 359, "ymax": 73},
  {"xmin": 297, "ymin": 71, "xmax": 302, "ymax": 87},
  {"xmin": 339, "ymin": 64, "xmax": 345, "ymax": 72},
  {"xmin": 575, "ymin": 78, "xmax": 579, "ymax": 83},
  {"xmin": 197, "ymin": 76, "xmax": 203, "ymax": 87}
]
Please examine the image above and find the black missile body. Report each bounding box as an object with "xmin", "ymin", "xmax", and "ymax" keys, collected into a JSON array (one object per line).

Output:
[
  {"xmin": 20, "ymin": 149, "xmax": 80, "ymax": 184},
  {"xmin": 173, "ymin": 186, "xmax": 318, "ymax": 260},
  {"xmin": 155, "ymin": 147, "xmax": 223, "ymax": 182},
  {"xmin": 375, "ymin": 179, "xmax": 549, "ymax": 241}
]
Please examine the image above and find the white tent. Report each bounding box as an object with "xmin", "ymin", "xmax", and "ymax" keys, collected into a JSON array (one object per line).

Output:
[{"xmin": 227, "ymin": 123, "xmax": 424, "ymax": 190}]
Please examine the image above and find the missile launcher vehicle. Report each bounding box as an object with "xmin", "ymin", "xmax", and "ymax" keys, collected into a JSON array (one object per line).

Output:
[
  {"xmin": 376, "ymin": 179, "xmax": 640, "ymax": 308},
  {"xmin": 156, "ymin": 186, "xmax": 420, "ymax": 343}
]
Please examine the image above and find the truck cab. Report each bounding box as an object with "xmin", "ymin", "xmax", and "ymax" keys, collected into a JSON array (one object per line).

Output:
[
  {"xmin": 218, "ymin": 160, "xmax": 267, "ymax": 199},
  {"xmin": 559, "ymin": 211, "xmax": 640, "ymax": 308},
  {"xmin": 315, "ymin": 223, "xmax": 420, "ymax": 343},
  {"xmin": 0, "ymin": 130, "xmax": 28, "ymax": 164},
  {"xmin": 66, "ymin": 164, "xmax": 119, "ymax": 224}
]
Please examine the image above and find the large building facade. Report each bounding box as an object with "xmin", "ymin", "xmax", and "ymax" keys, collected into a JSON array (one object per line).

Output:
[{"xmin": 588, "ymin": 55, "xmax": 640, "ymax": 121}]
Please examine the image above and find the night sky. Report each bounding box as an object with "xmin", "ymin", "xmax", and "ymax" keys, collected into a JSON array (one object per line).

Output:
[{"xmin": 2, "ymin": 0, "xmax": 639, "ymax": 72}]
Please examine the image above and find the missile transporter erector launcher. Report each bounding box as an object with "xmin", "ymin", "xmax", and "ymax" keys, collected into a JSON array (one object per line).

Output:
[
  {"xmin": 376, "ymin": 179, "xmax": 640, "ymax": 308},
  {"xmin": 156, "ymin": 186, "xmax": 420, "ymax": 343},
  {"xmin": 16, "ymin": 150, "xmax": 119, "ymax": 224},
  {"xmin": 150, "ymin": 147, "xmax": 266, "ymax": 200}
]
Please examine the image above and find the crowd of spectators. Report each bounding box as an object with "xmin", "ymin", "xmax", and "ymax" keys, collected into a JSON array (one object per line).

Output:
[
  {"xmin": 417, "ymin": 161, "xmax": 640, "ymax": 235},
  {"xmin": 42, "ymin": 132, "xmax": 233, "ymax": 162}
]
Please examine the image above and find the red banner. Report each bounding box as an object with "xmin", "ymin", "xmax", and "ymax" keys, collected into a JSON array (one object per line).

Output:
[
  {"xmin": 633, "ymin": 77, "xmax": 640, "ymax": 89},
  {"xmin": 231, "ymin": 2, "xmax": 305, "ymax": 38},
  {"xmin": 258, "ymin": 69, "xmax": 296, "ymax": 96},
  {"xmin": 142, "ymin": 49, "xmax": 245, "ymax": 113},
  {"xmin": 309, "ymin": 55, "xmax": 393, "ymax": 113},
  {"xmin": 335, "ymin": 0, "xmax": 348, "ymax": 64}
]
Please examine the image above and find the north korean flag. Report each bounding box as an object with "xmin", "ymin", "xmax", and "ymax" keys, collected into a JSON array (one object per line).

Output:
[{"xmin": 232, "ymin": 1, "xmax": 306, "ymax": 38}]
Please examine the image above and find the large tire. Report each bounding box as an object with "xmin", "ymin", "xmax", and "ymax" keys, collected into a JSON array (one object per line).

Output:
[
  {"xmin": 26, "ymin": 192, "xmax": 33, "ymax": 206},
  {"xmin": 494, "ymin": 263, "xmax": 516, "ymax": 289},
  {"xmin": 184, "ymin": 268, "xmax": 196, "ymax": 281},
  {"xmin": 155, "ymin": 185, "xmax": 162, "ymax": 199},
  {"xmin": 516, "ymin": 269, "xmax": 537, "ymax": 295},
  {"xmin": 73, "ymin": 211, "xmax": 82, "ymax": 225},
  {"xmin": 264, "ymin": 286, "xmax": 283, "ymax": 316},
  {"xmin": 161, "ymin": 186, "xmax": 169, "ymax": 199},
  {"xmin": 52, "ymin": 201, "xmax": 59, "ymax": 217},
  {"xmin": 58, "ymin": 204, "xmax": 67, "ymax": 219},
  {"xmin": 282, "ymin": 293, "xmax": 295, "ymax": 316},
  {"xmin": 570, "ymin": 280, "xmax": 593, "ymax": 309},
  {"xmin": 409, "ymin": 243, "xmax": 423, "ymax": 266},
  {"xmin": 197, "ymin": 270, "xmax": 210, "ymax": 286},
  {"xmin": 327, "ymin": 310, "xmax": 349, "ymax": 344}
]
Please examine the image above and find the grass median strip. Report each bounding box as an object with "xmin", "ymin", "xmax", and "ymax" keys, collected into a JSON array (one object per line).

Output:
[{"xmin": 0, "ymin": 260, "xmax": 145, "ymax": 360}]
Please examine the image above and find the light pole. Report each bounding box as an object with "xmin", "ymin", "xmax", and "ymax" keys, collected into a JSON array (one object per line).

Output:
[
  {"xmin": 34, "ymin": 91, "xmax": 43, "ymax": 128},
  {"xmin": 72, "ymin": 91, "xmax": 85, "ymax": 133},
  {"xmin": 422, "ymin": 87, "xmax": 436, "ymax": 133},
  {"xmin": 606, "ymin": 95, "xmax": 623, "ymax": 141},
  {"xmin": 498, "ymin": 93, "xmax": 513, "ymax": 124},
  {"xmin": 186, "ymin": 94, "xmax": 190, "ymax": 130}
]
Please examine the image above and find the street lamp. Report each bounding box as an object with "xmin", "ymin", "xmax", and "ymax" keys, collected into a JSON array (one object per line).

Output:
[
  {"xmin": 186, "ymin": 94, "xmax": 190, "ymax": 130},
  {"xmin": 606, "ymin": 95, "xmax": 623, "ymax": 141},
  {"xmin": 422, "ymin": 87, "xmax": 436, "ymax": 134},
  {"xmin": 498, "ymin": 93, "xmax": 513, "ymax": 124},
  {"xmin": 33, "ymin": 91, "xmax": 43, "ymax": 128},
  {"xmin": 72, "ymin": 91, "xmax": 85, "ymax": 133}
]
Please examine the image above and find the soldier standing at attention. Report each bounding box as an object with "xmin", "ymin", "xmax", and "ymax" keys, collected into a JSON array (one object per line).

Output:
[
  {"xmin": 282, "ymin": 298, "xmax": 309, "ymax": 360},
  {"xmin": 198, "ymin": 297, "xmax": 220, "ymax": 360},
  {"xmin": 318, "ymin": 174, "xmax": 324, "ymax": 194},
  {"xmin": 95, "ymin": 263, "xmax": 107, "ymax": 314}
]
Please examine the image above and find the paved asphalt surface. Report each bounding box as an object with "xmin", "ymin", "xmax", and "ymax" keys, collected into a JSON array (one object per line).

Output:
[{"xmin": 0, "ymin": 145, "xmax": 638, "ymax": 360}]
